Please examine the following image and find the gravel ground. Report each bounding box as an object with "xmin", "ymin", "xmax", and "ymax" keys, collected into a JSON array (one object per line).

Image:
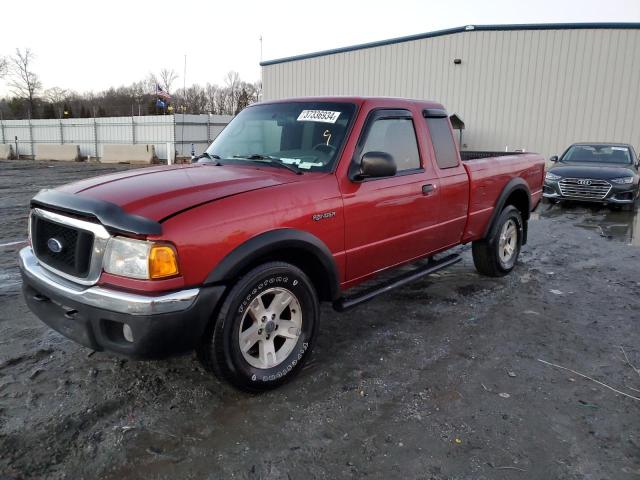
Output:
[{"xmin": 0, "ymin": 160, "xmax": 639, "ymax": 479}]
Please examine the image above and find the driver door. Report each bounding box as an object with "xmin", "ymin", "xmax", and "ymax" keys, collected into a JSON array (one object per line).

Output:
[{"xmin": 341, "ymin": 109, "xmax": 442, "ymax": 284}]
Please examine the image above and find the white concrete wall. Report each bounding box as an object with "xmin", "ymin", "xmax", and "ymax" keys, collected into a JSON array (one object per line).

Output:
[
  {"xmin": 35, "ymin": 144, "xmax": 80, "ymax": 161},
  {"xmin": 0, "ymin": 144, "xmax": 13, "ymax": 159},
  {"xmin": 101, "ymin": 144, "xmax": 156, "ymax": 164},
  {"xmin": 262, "ymin": 26, "xmax": 640, "ymax": 159}
]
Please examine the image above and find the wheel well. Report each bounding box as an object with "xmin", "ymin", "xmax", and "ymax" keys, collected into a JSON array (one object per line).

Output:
[
  {"xmin": 503, "ymin": 188, "xmax": 530, "ymax": 244},
  {"xmin": 505, "ymin": 188, "xmax": 530, "ymax": 221},
  {"xmin": 231, "ymin": 248, "xmax": 336, "ymax": 303}
]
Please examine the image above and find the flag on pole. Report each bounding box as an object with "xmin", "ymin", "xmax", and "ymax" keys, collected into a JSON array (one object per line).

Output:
[{"xmin": 156, "ymin": 84, "xmax": 171, "ymax": 100}]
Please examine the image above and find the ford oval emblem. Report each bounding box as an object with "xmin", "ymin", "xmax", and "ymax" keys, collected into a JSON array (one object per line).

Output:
[{"xmin": 47, "ymin": 238, "xmax": 63, "ymax": 253}]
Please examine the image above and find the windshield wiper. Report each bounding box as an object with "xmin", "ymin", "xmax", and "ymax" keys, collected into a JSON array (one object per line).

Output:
[{"xmin": 232, "ymin": 154, "xmax": 303, "ymax": 175}]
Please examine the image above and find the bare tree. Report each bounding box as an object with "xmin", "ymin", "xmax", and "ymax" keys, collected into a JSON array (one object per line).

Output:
[
  {"xmin": 174, "ymin": 85, "xmax": 208, "ymax": 114},
  {"xmin": 44, "ymin": 87, "xmax": 68, "ymax": 118},
  {"xmin": 159, "ymin": 68, "xmax": 178, "ymax": 93},
  {"xmin": 204, "ymin": 83, "xmax": 220, "ymax": 113},
  {"xmin": 129, "ymin": 81, "xmax": 147, "ymax": 115},
  {"xmin": 252, "ymin": 80, "xmax": 263, "ymax": 102},
  {"xmin": 9, "ymin": 48, "xmax": 42, "ymax": 118},
  {"xmin": 224, "ymin": 71, "xmax": 241, "ymax": 114},
  {"xmin": 145, "ymin": 73, "xmax": 158, "ymax": 93},
  {"xmin": 2, "ymin": 69, "xmax": 257, "ymax": 119},
  {"xmin": 0, "ymin": 57, "xmax": 7, "ymax": 78}
]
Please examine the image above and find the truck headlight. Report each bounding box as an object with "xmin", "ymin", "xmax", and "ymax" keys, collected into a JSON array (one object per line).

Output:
[
  {"xmin": 103, "ymin": 237, "xmax": 179, "ymax": 279},
  {"xmin": 610, "ymin": 176, "xmax": 634, "ymax": 184},
  {"xmin": 545, "ymin": 172, "xmax": 561, "ymax": 181}
]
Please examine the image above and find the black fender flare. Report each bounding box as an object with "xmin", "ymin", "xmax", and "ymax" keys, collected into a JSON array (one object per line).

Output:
[
  {"xmin": 204, "ymin": 229, "xmax": 341, "ymax": 301},
  {"xmin": 483, "ymin": 177, "xmax": 531, "ymax": 244}
]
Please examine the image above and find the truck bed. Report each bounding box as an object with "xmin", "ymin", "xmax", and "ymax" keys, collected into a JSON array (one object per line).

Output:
[{"xmin": 461, "ymin": 152, "xmax": 545, "ymax": 242}]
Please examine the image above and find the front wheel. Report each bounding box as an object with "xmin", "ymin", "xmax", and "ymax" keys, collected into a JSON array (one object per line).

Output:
[
  {"xmin": 472, "ymin": 205, "xmax": 523, "ymax": 277},
  {"xmin": 197, "ymin": 262, "xmax": 319, "ymax": 392}
]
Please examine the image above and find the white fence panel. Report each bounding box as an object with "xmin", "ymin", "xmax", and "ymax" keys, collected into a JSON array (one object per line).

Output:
[
  {"xmin": 174, "ymin": 114, "xmax": 233, "ymax": 156},
  {"xmin": 135, "ymin": 116, "xmax": 174, "ymax": 160},
  {"xmin": 2, "ymin": 120, "xmax": 31, "ymax": 156},
  {"xmin": 0, "ymin": 114, "xmax": 232, "ymax": 161},
  {"xmin": 59, "ymin": 119, "xmax": 95, "ymax": 158}
]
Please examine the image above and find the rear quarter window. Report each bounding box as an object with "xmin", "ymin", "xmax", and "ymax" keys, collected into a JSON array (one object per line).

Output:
[{"xmin": 426, "ymin": 117, "xmax": 459, "ymax": 169}]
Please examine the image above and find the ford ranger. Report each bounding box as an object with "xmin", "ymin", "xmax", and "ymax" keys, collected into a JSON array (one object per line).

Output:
[{"xmin": 19, "ymin": 97, "xmax": 544, "ymax": 391}]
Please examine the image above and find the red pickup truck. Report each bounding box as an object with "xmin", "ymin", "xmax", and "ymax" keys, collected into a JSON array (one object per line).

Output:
[{"xmin": 19, "ymin": 97, "xmax": 544, "ymax": 391}]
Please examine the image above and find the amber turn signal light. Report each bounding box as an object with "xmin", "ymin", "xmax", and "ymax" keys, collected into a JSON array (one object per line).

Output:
[{"xmin": 148, "ymin": 245, "xmax": 179, "ymax": 279}]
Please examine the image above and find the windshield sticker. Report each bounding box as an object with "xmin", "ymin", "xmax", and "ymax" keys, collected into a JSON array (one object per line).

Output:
[
  {"xmin": 280, "ymin": 157, "xmax": 324, "ymax": 169},
  {"xmin": 611, "ymin": 147, "xmax": 628, "ymax": 151},
  {"xmin": 298, "ymin": 162, "xmax": 324, "ymax": 170},
  {"xmin": 297, "ymin": 110, "xmax": 341, "ymax": 124}
]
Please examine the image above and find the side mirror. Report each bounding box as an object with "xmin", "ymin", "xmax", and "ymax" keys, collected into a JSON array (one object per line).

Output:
[
  {"xmin": 357, "ymin": 151, "xmax": 397, "ymax": 179},
  {"xmin": 549, "ymin": 155, "xmax": 558, "ymax": 163}
]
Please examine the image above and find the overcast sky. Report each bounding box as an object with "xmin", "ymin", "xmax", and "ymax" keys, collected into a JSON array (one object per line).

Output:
[{"xmin": 1, "ymin": 0, "xmax": 638, "ymax": 96}]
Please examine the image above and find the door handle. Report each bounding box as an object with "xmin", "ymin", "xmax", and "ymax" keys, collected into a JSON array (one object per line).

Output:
[{"xmin": 422, "ymin": 184, "xmax": 436, "ymax": 195}]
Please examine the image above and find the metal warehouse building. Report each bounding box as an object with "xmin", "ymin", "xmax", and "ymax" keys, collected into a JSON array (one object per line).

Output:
[{"xmin": 261, "ymin": 23, "xmax": 640, "ymax": 158}]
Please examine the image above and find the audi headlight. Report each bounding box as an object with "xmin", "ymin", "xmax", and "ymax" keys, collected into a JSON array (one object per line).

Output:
[
  {"xmin": 103, "ymin": 237, "xmax": 179, "ymax": 279},
  {"xmin": 610, "ymin": 176, "xmax": 634, "ymax": 185},
  {"xmin": 545, "ymin": 172, "xmax": 561, "ymax": 181}
]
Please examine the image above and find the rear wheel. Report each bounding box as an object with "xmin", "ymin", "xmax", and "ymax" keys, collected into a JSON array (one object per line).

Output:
[
  {"xmin": 472, "ymin": 205, "xmax": 523, "ymax": 277},
  {"xmin": 197, "ymin": 262, "xmax": 319, "ymax": 392}
]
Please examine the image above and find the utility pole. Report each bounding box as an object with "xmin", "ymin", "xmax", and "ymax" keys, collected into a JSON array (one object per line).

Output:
[{"xmin": 181, "ymin": 54, "xmax": 187, "ymax": 156}]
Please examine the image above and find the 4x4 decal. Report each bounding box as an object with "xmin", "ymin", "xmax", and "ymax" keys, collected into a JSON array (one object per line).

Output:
[{"xmin": 312, "ymin": 211, "xmax": 336, "ymax": 221}]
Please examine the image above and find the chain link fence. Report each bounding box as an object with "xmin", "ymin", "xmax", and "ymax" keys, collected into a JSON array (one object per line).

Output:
[{"xmin": 0, "ymin": 114, "xmax": 232, "ymax": 161}]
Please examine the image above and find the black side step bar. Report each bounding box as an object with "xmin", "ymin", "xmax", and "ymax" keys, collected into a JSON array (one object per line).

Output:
[{"xmin": 333, "ymin": 254, "xmax": 461, "ymax": 312}]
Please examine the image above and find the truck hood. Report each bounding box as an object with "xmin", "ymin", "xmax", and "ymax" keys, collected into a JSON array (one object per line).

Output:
[
  {"xmin": 549, "ymin": 162, "xmax": 637, "ymax": 179},
  {"xmin": 57, "ymin": 164, "xmax": 299, "ymax": 222}
]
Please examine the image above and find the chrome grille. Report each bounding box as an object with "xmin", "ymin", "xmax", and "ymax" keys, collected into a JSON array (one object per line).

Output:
[
  {"xmin": 30, "ymin": 208, "xmax": 111, "ymax": 285},
  {"xmin": 32, "ymin": 215, "xmax": 94, "ymax": 277},
  {"xmin": 558, "ymin": 178, "xmax": 611, "ymax": 200}
]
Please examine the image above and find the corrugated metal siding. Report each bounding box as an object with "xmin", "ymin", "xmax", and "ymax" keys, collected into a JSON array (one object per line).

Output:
[{"xmin": 262, "ymin": 28, "xmax": 640, "ymax": 158}]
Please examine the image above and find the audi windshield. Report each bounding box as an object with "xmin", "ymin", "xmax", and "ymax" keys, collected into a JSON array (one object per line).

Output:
[
  {"xmin": 206, "ymin": 101, "xmax": 357, "ymax": 172},
  {"xmin": 561, "ymin": 144, "xmax": 632, "ymax": 165}
]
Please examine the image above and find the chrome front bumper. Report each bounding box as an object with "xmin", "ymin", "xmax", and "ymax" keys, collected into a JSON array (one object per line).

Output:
[{"xmin": 18, "ymin": 246, "xmax": 200, "ymax": 316}]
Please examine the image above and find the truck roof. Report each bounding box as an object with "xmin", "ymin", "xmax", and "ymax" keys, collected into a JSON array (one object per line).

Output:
[{"xmin": 258, "ymin": 96, "xmax": 445, "ymax": 110}]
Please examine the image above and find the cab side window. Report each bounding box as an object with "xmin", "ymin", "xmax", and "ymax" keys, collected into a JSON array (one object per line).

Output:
[
  {"xmin": 426, "ymin": 117, "xmax": 459, "ymax": 169},
  {"xmin": 361, "ymin": 118, "xmax": 421, "ymax": 172}
]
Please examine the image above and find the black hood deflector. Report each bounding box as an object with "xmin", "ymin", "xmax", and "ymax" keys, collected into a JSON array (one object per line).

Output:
[{"xmin": 31, "ymin": 190, "xmax": 162, "ymax": 236}]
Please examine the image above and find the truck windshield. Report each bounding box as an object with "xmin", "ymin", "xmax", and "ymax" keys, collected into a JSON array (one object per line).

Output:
[
  {"xmin": 562, "ymin": 145, "xmax": 632, "ymax": 165},
  {"xmin": 206, "ymin": 101, "xmax": 356, "ymax": 172}
]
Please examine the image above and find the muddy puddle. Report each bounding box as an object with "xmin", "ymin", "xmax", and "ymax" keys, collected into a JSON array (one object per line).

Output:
[{"xmin": 535, "ymin": 200, "xmax": 640, "ymax": 246}]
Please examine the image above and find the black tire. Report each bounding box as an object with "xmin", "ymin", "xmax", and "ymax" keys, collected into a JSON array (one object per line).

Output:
[
  {"xmin": 472, "ymin": 205, "xmax": 523, "ymax": 277},
  {"xmin": 197, "ymin": 262, "xmax": 319, "ymax": 392}
]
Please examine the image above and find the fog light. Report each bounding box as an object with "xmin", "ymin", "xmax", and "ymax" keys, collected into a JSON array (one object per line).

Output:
[{"xmin": 123, "ymin": 324, "xmax": 134, "ymax": 343}]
